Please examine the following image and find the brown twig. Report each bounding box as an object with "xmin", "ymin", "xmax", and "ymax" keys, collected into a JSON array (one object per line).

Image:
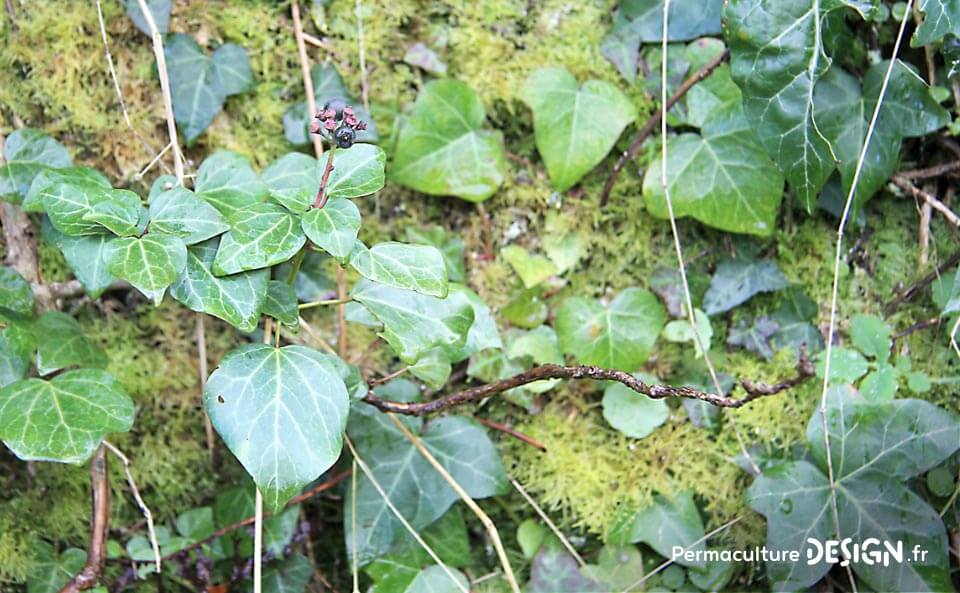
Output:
[
  {"xmin": 475, "ymin": 417, "xmax": 547, "ymax": 452},
  {"xmin": 739, "ymin": 351, "xmax": 815, "ymax": 395},
  {"xmin": 363, "ymin": 355, "xmax": 813, "ymax": 417},
  {"xmin": 59, "ymin": 447, "xmax": 110, "ymax": 593},
  {"xmin": 598, "ymin": 49, "xmax": 729, "ymax": 206},
  {"xmin": 893, "ymin": 316, "xmax": 941, "ymax": 341},
  {"xmin": 897, "ymin": 160, "xmax": 960, "ymax": 180},
  {"xmin": 292, "ymin": 0, "xmax": 325, "ymax": 160},
  {"xmin": 884, "ymin": 247, "xmax": 960, "ymax": 315},
  {"xmin": 368, "ymin": 366, "xmax": 409, "ymax": 387},
  {"xmin": 892, "ymin": 175, "xmax": 960, "ymax": 227}
]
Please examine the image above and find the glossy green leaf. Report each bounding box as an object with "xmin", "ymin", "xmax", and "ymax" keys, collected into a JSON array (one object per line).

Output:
[
  {"xmin": 351, "ymin": 279, "xmax": 474, "ymax": 363},
  {"xmin": 859, "ymin": 364, "xmax": 899, "ymax": 401},
  {"xmin": 445, "ymin": 284, "xmax": 502, "ymax": 363},
  {"xmin": 521, "ymin": 68, "xmax": 636, "ymax": 192},
  {"xmin": 194, "ymin": 151, "xmax": 268, "ymax": 219},
  {"xmin": 662, "ymin": 308, "xmax": 713, "ymax": 357},
  {"xmin": 204, "ymin": 345, "xmax": 348, "ymax": 511},
  {"xmin": 169, "ymin": 239, "xmax": 268, "ymax": 332},
  {"xmin": 33, "ymin": 312, "xmax": 108, "ymax": 375},
  {"xmin": 240, "ymin": 554, "xmax": 313, "ymax": 593},
  {"xmin": 261, "ymin": 153, "xmax": 318, "ymax": 212},
  {"xmin": 501, "ymin": 245, "xmax": 558, "ymax": 289},
  {"xmin": 283, "ymin": 63, "xmax": 379, "ymax": 145},
  {"xmin": 104, "ymin": 234, "xmax": 187, "ymax": 297},
  {"xmin": 0, "ymin": 369, "xmax": 134, "ymax": 463},
  {"xmin": 702, "ymin": 258, "xmax": 788, "ymax": 315},
  {"xmin": 57, "ymin": 234, "xmax": 117, "ymax": 299},
  {"xmin": 502, "ymin": 287, "xmax": 549, "ymax": 329},
  {"xmin": 27, "ymin": 542, "xmax": 87, "ymax": 593},
  {"xmin": 912, "ymin": 0, "xmax": 960, "ymax": 46},
  {"xmin": 555, "ymin": 288, "xmax": 666, "ymax": 371},
  {"xmin": 263, "ymin": 146, "xmax": 385, "ymax": 213},
  {"xmin": 643, "ymin": 104, "xmax": 785, "ymax": 236},
  {"xmin": 0, "ymin": 128, "xmax": 71, "ymax": 203},
  {"xmin": 607, "ymin": 491, "xmax": 706, "ymax": 568},
  {"xmin": 402, "ymin": 566, "xmax": 470, "ymax": 593},
  {"xmin": 324, "ymin": 144, "xmax": 387, "ymax": 202},
  {"xmin": 815, "ymin": 347, "xmax": 869, "ymax": 384},
  {"xmin": 165, "ymin": 35, "xmax": 254, "ymax": 142},
  {"xmin": 0, "ymin": 267, "xmax": 34, "ymax": 318},
  {"xmin": 0, "ymin": 325, "xmax": 32, "ymax": 388},
  {"xmin": 408, "ymin": 348, "xmax": 453, "ymax": 389},
  {"xmin": 850, "ymin": 314, "xmax": 892, "ymax": 361},
  {"xmin": 261, "ymin": 280, "xmax": 299, "ymax": 327},
  {"xmin": 301, "ymin": 199, "xmax": 361, "ymax": 261},
  {"xmin": 350, "ymin": 241, "xmax": 448, "ymax": 298},
  {"xmin": 725, "ymin": 0, "xmax": 835, "ymax": 209},
  {"xmin": 124, "ymin": 0, "xmax": 171, "ymax": 36},
  {"xmin": 212, "ymin": 204, "xmax": 306, "ymax": 275},
  {"xmin": 346, "ymin": 404, "xmax": 507, "ymax": 565},
  {"xmin": 406, "ymin": 226, "xmax": 465, "ymax": 284},
  {"xmin": 770, "ymin": 288, "xmax": 824, "ymax": 354},
  {"xmin": 148, "ymin": 186, "xmax": 229, "ymax": 244},
  {"xmin": 25, "ymin": 169, "xmax": 141, "ymax": 237},
  {"xmin": 602, "ymin": 380, "xmax": 669, "ymax": 439},
  {"xmin": 391, "ymin": 79, "xmax": 506, "ymax": 202}
]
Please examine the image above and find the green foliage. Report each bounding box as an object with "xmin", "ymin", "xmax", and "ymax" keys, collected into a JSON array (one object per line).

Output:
[
  {"xmin": 0, "ymin": 267, "xmax": 34, "ymax": 318},
  {"xmin": 602, "ymin": 379, "xmax": 669, "ymax": 439},
  {"xmin": 0, "ymin": 129, "xmax": 72, "ymax": 203},
  {"xmin": 702, "ymin": 258, "xmax": 789, "ymax": 315}
]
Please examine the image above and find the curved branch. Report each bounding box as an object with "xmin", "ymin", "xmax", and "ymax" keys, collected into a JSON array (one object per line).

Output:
[
  {"xmin": 362, "ymin": 354, "xmax": 814, "ymax": 417},
  {"xmin": 59, "ymin": 446, "xmax": 110, "ymax": 593}
]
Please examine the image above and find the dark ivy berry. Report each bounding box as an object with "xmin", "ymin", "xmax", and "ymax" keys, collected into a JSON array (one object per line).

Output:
[
  {"xmin": 323, "ymin": 98, "xmax": 348, "ymax": 121},
  {"xmin": 335, "ymin": 125, "xmax": 356, "ymax": 149}
]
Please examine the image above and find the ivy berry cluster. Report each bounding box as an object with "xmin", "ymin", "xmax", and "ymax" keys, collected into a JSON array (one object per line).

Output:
[{"xmin": 310, "ymin": 98, "xmax": 367, "ymax": 149}]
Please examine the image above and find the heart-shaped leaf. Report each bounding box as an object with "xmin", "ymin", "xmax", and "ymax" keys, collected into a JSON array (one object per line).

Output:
[
  {"xmin": 262, "ymin": 146, "xmax": 385, "ymax": 213},
  {"xmin": 606, "ymin": 491, "xmax": 706, "ymax": 568},
  {"xmin": 555, "ymin": 288, "xmax": 666, "ymax": 371},
  {"xmin": 602, "ymin": 379, "xmax": 669, "ymax": 439},
  {"xmin": 283, "ymin": 63, "xmax": 379, "ymax": 146},
  {"xmin": 0, "ymin": 369, "xmax": 134, "ymax": 463},
  {"xmin": 165, "ymin": 35, "xmax": 254, "ymax": 142},
  {"xmin": 501, "ymin": 245, "xmax": 558, "ymax": 289},
  {"xmin": 0, "ymin": 267, "xmax": 34, "ymax": 318},
  {"xmin": 351, "ymin": 279, "xmax": 474, "ymax": 363},
  {"xmin": 702, "ymin": 258, "xmax": 788, "ymax": 315},
  {"xmin": 24, "ymin": 169, "xmax": 142, "ymax": 237},
  {"xmin": 169, "ymin": 239, "xmax": 268, "ymax": 332},
  {"xmin": 301, "ymin": 199, "xmax": 361, "ymax": 261},
  {"xmin": 104, "ymin": 234, "xmax": 188, "ymax": 298},
  {"xmin": 521, "ymin": 68, "xmax": 636, "ymax": 192},
  {"xmin": 203, "ymin": 344, "xmax": 349, "ymax": 512},
  {"xmin": 27, "ymin": 542, "xmax": 87, "ymax": 593},
  {"xmin": 912, "ymin": 0, "xmax": 960, "ymax": 46},
  {"xmin": 391, "ymin": 80, "xmax": 506, "ymax": 202},
  {"xmin": 349, "ymin": 242, "xmax": 448, "ymax": 297},
  {"xmin": 213, "ymin": 204, "xmax": 306, "ymax": 275},
  {"xmin": 0, "ymin": 128, "xmax": 71, "ymax": 203},
  {"xmin": 33, "ymin": 311, "xmax": 108, "ymax": 375},
  {"xmin": 125, "ymin": 0, "xmax": 171, "ymax": 36},
  {"xmin": 194, "ymin": 151, "xmax": 268, "ymax": 219},
  {"xmin": 406, "ymin": 226, "xmax": 465, "ymax": 284},
  {"xmin": 46, "ymin": 229, "xmax": 117, "ymax": 299},
  {"xmin": 148, "ymin": 186, "xmax": 229, "ymax": 244},
  {"xmin": 260, "ymin": 280, "xmax": 299, "ymax": 327}
]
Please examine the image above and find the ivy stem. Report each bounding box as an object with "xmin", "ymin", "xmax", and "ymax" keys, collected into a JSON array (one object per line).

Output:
[
  {"xmin": 313, "ymin": 146, "xmax": 337, "ymax": 209},
  {"xmin": 298, "ymin": 297, "xmax": 352, "ymax": 309},
  {"xmin": 286, "ymin": 248, "xmax": 307, "ymax": 285}
]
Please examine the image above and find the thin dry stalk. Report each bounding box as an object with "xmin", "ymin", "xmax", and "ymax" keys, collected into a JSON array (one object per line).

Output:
[
  {"xmin": 511, "ymin": 479, "xmax": 583, "ymax": 566},
  {"xmin": 292, "ymin": 0, "xmax": 325, "ymax": 159},
  {"xmin": 102, "ymin": 441, "xmax": 161, "ymax": 574}
]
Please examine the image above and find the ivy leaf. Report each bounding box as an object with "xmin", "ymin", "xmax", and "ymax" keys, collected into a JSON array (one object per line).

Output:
[
  {"xmin": 725, "ymin": 0, "xmax": 836, "ymax": 209},
  {"xmin": 580, "ymin": 545, "xmax": 647, "ymax": 592},
  {"xmin": 148, "ymin": 186, "xmax": 229, "ymax": 245},
  {"xmin": 124, "ymin": 0, "xmax": 171, "ymax": 36},
  {"xmin": 346, "ymin": 405, "xmax": 507, "ymax": 565},
  {"xmin": 169, "ymin": 239, "xmax": 268, "ymax": 332},
  {"xmin": 0, "ymin": 128, "xmax": 71, "ymax": 203},
  {"xmin": 204, "ymin": 344, "xmax": 349, "ymax": 512},
  {"xmin": 212, "ymin": 204, "xmax": 306, "ymax": 276},
  {"xmin": 262, "ymin": 146, "xmax": 385, "ymax": 213},
  {"xmin": 602, "ymin": 379, "xmax": 669, "ymax": 439},
  {"xmin": 301, "ymin": 200, "xmax": 361, "ymax": 262},
  {"xmin": 662, "ymin": 309, "xmax": 713, "ymax": 357},
  {"xmin": 555, "ymin": 288, "xmax": 666, "ymax": 371},
  {"xmin": 521, "ymin": 68, "xmax": 636, "ymax": 192},
  {"xmin": 606, "ymin": 491, "xmax": 706, "ymax": 568},
  {"xmin": 445, "ymin": 284, "xmax": 503, "ymax": 363},
  {"xmin": 0, "ymin": 369, "xmax": 134, "ymax": 463},
  {"xmin": 165, "ymin": 35, "xmax": 254, "ymax": 142},
  {"xmin": 0, "ymin": 267, "xmax": 34, "ymax": 318},
  {"xmin": 728, "ymin": 316, "xmax": 779, "ymax": 360},
  {"xmin": 261, "ymin": 280, "xmax": 299, "ymax": 328},
  {"xmin": 239, "ymin": 554, "xmax": 313, "ymax": 593},
  {"xmin": 408, "ymin": 349, "xmax": 452, "ymax": 390},
  {"xmin": 194, "ymin": 151, "xmax": 268, "ymax": 219},
  {"xmin": 25, "ymin": 169, "xmax": 142, "ymax": 237},
  {"xmin": 850, "ymin": 314, "xmax": 892, "ymax": 361},
  {"xmin": 27, "ymin": 542, "xmax": 87, "ymax": 593},
  {"xmin": 324, "ymin": 144, "xmax": 387, "ymax": 202},
  {"xmin": 402, "ymin": 566, "xmax": 469, "ymax": 593},
  {"xmin": 33, "ymin": 312, "xmax": 108, "ymax": 375},
  {"xmin": 912, "ymin": 0, "xmax": 960, "ymax": 46},
  {"xmin": 859, "ymin": 363, "xmax": 899, "ymax": 402},
  {"xmin": 105, "ymin": 234, "xmax": 188, "ymax": 299},
  {"xmin": 527, "ymin": 546, "xmax": 604, "ymax": 593},
  {"xmin": 349, "ymin": 242, "xmax": 448, "ymax": 298},
  {"xmin": 643, "ymin": 104, "xmax": 785, "ymax": 236},
  {"xmin": 391, "ymin": 80, "xmax": 506, "ymax": 202},
  {"xmin": 55, "ymin": 233, "xmax": 117, "ymax": 299},
  {"xmin": 770, "ymin": 288, "xmax": 824, "ymax": 354},
  {"xmin": 0, "ymin": 325, "xmax": 32, "ymax": 388},
  {"xmin": 351, "ymin": 280, "xmax": 474, "ymax": 363},
  {"xmin": 702, "ymin": 258, "xmax": 788, "ymax": 315},
  {"xmin": 405, "ymin": 226, "xmax": 466, "ymax": 284},
  {"xmin": 501, "ymin": 245, "xmax": 558, "ymax": 289},
  {"xmin": 283, "ymin": 63, "xmax": 379, "ymax": 146},
  {"xmin": 814, "ymin": 347, "xmax": 869, "ymax": 384},
  {"xmin": 261, "ymin": 153, "xmax": 318, "ymax": 212}
]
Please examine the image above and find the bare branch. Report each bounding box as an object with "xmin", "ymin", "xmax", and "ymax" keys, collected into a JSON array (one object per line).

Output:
[
  {"xmin": 102, "ymin": 441, "xmax": 161, "ymax": 574},
  {"xmin": 891, "ymin": 175, "xmax": 960, "ymax": 227},
  {"xmin": 59, "ymin": 447, "xmax": 110, "ymax": 593},
  {"xmin": 885, "ymin": 247, "xmax": 960, "ymax": 315}
]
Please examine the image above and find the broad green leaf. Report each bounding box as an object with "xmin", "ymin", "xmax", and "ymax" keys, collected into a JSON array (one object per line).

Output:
[
  {"xmin": 391, "ymin": 79, "xmax": 506, "ymax": 202},
  {"xmin": 406, "ymin": 226, "xmax": 465, "ymax": 283},
  {"xmin": 580, "ymin": 545, "xmax": 647, "ymax": 592},
  {"xmin": 521, "ymin": 68, "xmax": 636, "ymax": 192},
  {"xmin": 58, "ymin": 234, "xmax": 116, "ymax": 298},
  {"xmin": 662, "ymin": 308, "xmax": 712, "ymax": 357},
  {"xmin": 502, "ymin": 287, "xmax": 548, "ymax": 329},
  {"xmin": 0, "ymin": 369, "xmax": 134, "ymax": 463},
  {"xmin": 27, "ymin": 542, "xmax": 87, "ymax": 593},
  {"xmin": 501, "ymin": 245, "xmax": 558, "ymax": 289},
  {"xmin": 506, "ymin": 326, "xmax": 563, "ymax": 394},
  {"xmin": 124, "ymin": 0, "xmax": 171, "ymax": 35},
  {"xmin": 0, "ymin": 128, "xmax": 71, "ymax": 203},
  {"xmin": 33, "ymin": 312, "xmax": 108, "ymax": 375},
  {"xmin": 21, "ymin": 167, "xmax": 110, "ymax": 212},
  {"xmin": 345, "ymin": 405, "xmax": 507, "ymax": 565},
  {"xmin": 643, "ymin": 104, "xmax": 785, "ymax": 236},
  {"xmin": 169, "ymin": 239, "xmax": 268, "ymax": 332},
  {"xmin": 283, "ymin": 63, "xmax": 379, "ymax": 145},
  {"xmin": 165, "ymin": 35, "xmax": 254, "ymax": 142},
  {"xmin": 770, "ymin": 288, "xmax": 824, "ymax": 354},
  {"xmin": 194, "ymin": 151, "xmax": 268, "ymax": 219},
  {"xmin": 0, "ymin": 325, "xmax": 32, "ymax": 388},
  {"xmin": 725, "ymin": 0, "xmax": 835, "ymax": 209},
  {"xmin": 602, "ymin": 380, "xmax": 669, "ymax": 439},
  {"xmin": 527, "ymin": 545, "xmax": 604, "ymax": 593},
  {"xmin": 517, "ymin": 519, "xmax": 549, "ymax": 559},
  {"xmin": 105, "ymin": 234, "xmax": 187, "ymax": 298},
  {"xmin": 702, "ymin": 258, "xmax": 788, "ymax": 315},
  {"xmin": 203, "ymin": 344, "xmax": 349, "ymax": 512},
  {"xmin": 148, "ymin": 186, "xmax": 229, "ymax": 244},
  {"xmin": 0, "ymin": 267, "xmax": 34, "ymax": 318},
  {"xmin": 912, "ymin": 0, "xmax": 960, "ymax": 46},
  {"xmin": 684, "ymin": 64, "xmax": 742, "ymax": 128},
  {"xmin": 402, "ymin": 566, "xmax": 470, "ymax": 593},
  {"xmin": 408, "ymin": 349, "xmax": 452, "ymax": 389},
  {"xmin": 301, "ymin": 199, "xmax": 361, "ymax": 261},
  {"xmin": 365, "ymin": 549, "xmax": 426, "ymax": 593},
  {"xmin": 859, "ymin": 364, "xmax": 898, "ymax": 401},
  {"xmin": 213, "ymin": 486, "xmax": 307, "ymax": 557},
  {"xmin": 240, "ymin": 554, "xmax": 313, "ymax": 593},
  {"xmin": 445, "ymin": 284, "xmax": 503, "ymax": 363},
  {"xmin": 24, "ymin": 169, "xmax": 141, "ymax": 237},
  {"xmin": 814, "ymin": 347, "xmax": 869, "ymax": 384},
  {"xmin": 174, "ymin": 506, "xmax": 215, "ymax": 541},
  {"xmin": 324, "ymin": 144, "xmax": 387, "ymax": 201},
  {"xmin": 261, "ymin": 280, "xmax": 299, "ymax": 327},
  {"xmin": 263, "ymin": 146, "xmax": 385, "ymax": 213},
  {"xmin": 212, "ymin": 204, "xmax": 306, "ymax": 275},
  {"xmin": 350, "ymin": 242, "xmax": 448, "ymax": 298},
  {"xmin": 81, "ymin": 197, "xmax": 141, "ymax": 237},
  {"xmin": 607, "ymin": 491, "xmax": 706, "ymax": 568},
  {"xmin": 869, "ymin": 60, "xmax": 950, "ymax": 138},
  {"xmin": 728, "ymin": 316, "xmax": 779, "ymax": 360},
  {"xmin": 261, "ymin": 153, "xmax": 318, "ymax": 212},
  {"xmin": 850, "ymin": 314, "xmax": 892, "ymax": 361},
  {"xmin": 351, "ymin": 280, "xmax": 474, "ymax": 363},
  {"xmin": 555, "ymin": 288, "xmax": 666, "ymax": 371}
]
